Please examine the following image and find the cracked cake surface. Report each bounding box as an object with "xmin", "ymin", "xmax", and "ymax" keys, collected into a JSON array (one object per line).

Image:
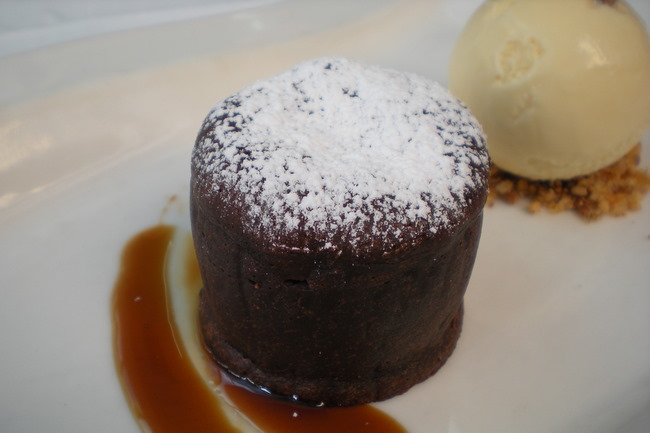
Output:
[{"xmin": 192, "ymin": 57, "xmax": 489, "ymax": 257}]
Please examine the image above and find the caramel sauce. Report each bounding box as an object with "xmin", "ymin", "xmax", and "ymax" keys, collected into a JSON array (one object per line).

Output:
[
  {"xmin": 112, "ymin": 226, "xmax": 236, "ymax": 433},
  {"xmin": 224, "ymin": 383, "xmax": 407, "ymax": 433},
  {"xmin": 112, "ymin": 225, "xmax": 407, "ymax": 433}
]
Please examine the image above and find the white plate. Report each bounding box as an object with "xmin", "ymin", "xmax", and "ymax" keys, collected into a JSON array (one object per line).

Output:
[{"xmin": 1, "ymin": 0, "xmax": 649, "ymax": 432}]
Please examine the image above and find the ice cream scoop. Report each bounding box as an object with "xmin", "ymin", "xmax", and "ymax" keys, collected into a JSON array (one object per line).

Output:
[{"xmin": 449, "ymin": 0, "xmax": 650, "ymax": 180}]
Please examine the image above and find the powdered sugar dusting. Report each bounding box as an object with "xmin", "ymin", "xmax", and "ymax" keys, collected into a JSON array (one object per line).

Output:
[{"xmin": 193, "ymin": 57, "xmax": 488, "ymax": 253}]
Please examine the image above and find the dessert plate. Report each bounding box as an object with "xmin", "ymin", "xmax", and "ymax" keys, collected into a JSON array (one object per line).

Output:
[{"xmin": 1, "ymin": 0, "xmax": 648, "ymax": 432}]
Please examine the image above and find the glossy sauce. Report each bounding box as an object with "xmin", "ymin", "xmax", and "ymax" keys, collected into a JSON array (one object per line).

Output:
[
  {"xmin": 112, "ymin": 226, "xmax": 237, "ymax": 433},
  {"xmin": 112, "ymin": 225, "xmax": 407, "ymax": 433}
]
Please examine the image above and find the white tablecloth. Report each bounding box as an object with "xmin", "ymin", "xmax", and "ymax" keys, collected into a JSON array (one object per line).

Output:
[{"xmin": 0, "ymin": 0, "xmax": 282, "ymax": 58}]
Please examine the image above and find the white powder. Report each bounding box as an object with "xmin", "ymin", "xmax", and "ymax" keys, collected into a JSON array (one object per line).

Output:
[{"xmin": 193, "ymin": 57, "xmax": 488, "ymax": 253}]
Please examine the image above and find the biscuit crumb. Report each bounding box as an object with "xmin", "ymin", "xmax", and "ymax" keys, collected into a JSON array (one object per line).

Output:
[{"xmin": 487, "ymin": 145, "xmax": 650, "ymax": 220}]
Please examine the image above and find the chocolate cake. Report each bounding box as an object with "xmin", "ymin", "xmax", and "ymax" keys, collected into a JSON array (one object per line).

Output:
[{"xmin": 190, "ymin": 57, "xmax": 489, "ymax": 407}]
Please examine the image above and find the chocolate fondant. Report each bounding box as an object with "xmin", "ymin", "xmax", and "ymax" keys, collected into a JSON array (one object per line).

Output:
[{"xmin": 191, "ymin": 57, "xmax": 489, "ymax": 406}]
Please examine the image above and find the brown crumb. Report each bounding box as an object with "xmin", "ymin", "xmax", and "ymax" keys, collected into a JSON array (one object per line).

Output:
[{"xmin": 487, "ymin": 145, "xmax": 650, "ymax": 220}]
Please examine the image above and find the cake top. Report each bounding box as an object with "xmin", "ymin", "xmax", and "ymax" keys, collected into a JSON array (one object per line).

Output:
[{"xmin": 193, "ymin": 57, "xmax": 489, "ymax": 255}]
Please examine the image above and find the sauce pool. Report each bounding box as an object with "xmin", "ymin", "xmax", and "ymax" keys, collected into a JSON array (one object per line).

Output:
[{"xmin": 112, "ymin": 225, "xmax": 408, "ymax": 433}]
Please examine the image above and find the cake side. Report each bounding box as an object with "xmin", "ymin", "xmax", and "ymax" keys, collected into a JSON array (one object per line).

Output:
[{"xmin": 193, "ymin": 198, "xmax": 483, "ymax": 406}]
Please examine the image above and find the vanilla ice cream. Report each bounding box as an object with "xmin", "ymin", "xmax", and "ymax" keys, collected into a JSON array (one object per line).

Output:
[{"xmin": 449, "ymin": 0, "xmax": 650, "ymax": 180}]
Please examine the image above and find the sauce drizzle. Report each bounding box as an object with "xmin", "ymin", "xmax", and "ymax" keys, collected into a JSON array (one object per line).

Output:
[
  {"xmin": 112, "ymin": 225, "xmax": 407, "ymax": 433},
  {"xmin": 224, "ymin": 382, "xmax": 407, "ymax": 433},
  {"xmin": 112, "ymin": 226, "xmax": 237, "ymax": 433}
]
